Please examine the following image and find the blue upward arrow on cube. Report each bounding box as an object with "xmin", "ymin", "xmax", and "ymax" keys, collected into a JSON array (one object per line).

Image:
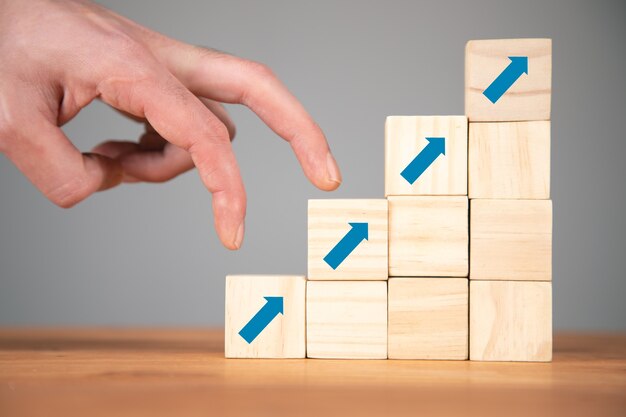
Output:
[
  {"xmin": 483, "ymin": 56, "xmax": 529, "ymax": 104},
  {"xmin": 238, "ymin": 296, "xmax": 284, "ymax": 344},
  {"xmin": 400, "ymin": 137, "xmax": 446, "ymax": 185},
  {"xmin": 323, "ymin": 222, "xmax": 369, "ymax": 270}
]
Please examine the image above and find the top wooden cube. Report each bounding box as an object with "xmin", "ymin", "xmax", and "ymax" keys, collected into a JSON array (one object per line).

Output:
[
  {"xmin": 385, "ymin": 116, "xmax": 468, "ymax": 196},
  {"xmin": 465, "ymin": 38, "xmax": 552, "ymax": 122}
]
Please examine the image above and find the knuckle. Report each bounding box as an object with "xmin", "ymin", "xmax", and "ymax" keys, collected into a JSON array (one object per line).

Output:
[
  {"xmin": 196, "ymin": 164, "xmax": 223, "ymax": 193},
  {"xmin": 206, "ymin": 118, "xmax": 230, "ymax": 143},
  {"xmin": 191, "ymin": 45, "xmax": 222, "ymax": 59},
  {"xmin": 190, "ymin": 117, "xmax": 230, "ymax": 151},
  {"xmin": 178, "ymin": 116, "xmax": 230, "ymax": 154},
  {"xmin": 236, "ymin": 60, "xmax": 276, "ymax": 106},
  {"xmin": 99, "ymin": 33, "xmax": 156, "ymax": 81},
  {"xmin": 214, "ymin": 188, "xmax": 247, "ymax": 217},
  {"xmin": 244, "ymin": 60, "xmax": 275, "ymax": 80},
  {"xmin": 110, "ymin": 32, "xmax": 149, "ymax": 60},
  {"xmin": 230, "ymin": 194, "xmax": 247, "ymax": 216},
  {"xmin": 46, "ymin": 178, "xmax": 91, "ymax": 209}
]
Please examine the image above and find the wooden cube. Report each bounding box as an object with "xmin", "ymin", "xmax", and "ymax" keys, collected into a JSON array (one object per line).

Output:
[
  {"xmin": 388, "ymin": 278, "xmax": 468, "ymax": 360},
  {"xmin": 385, "ymin": 116, "xmax": 467, "ymax": 196},
  {"xmin": 465, "ymin": 38, "xmax": 552, "ymax": 121},
  {"xmin": 308, "ymin": 199, "xmax": 388, "ymax": 280},
  {"xmin": 225, "ymin": 275, "xmax": 306, "ymax": 358},
  {"xmin": 471, "ymin": 200, "xmax": 552, "ymax": 281},
  {"xmin": 470, "ymin": 281, "xmax": 552, "ymax": 362},
  {"xmin": 306, "ymin": 281, "xmax": 387, "ymax": 359},
  {"xmin": 388, "ymin": 196, "xmax": 468, "ymax": 277},
  {"xmin": 469, "ymin": 121, "xmax": 550, "ymax": 199}
]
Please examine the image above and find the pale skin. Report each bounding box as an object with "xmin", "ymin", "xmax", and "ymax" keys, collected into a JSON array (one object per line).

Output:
[{"xmin": 0, "ymin": 0, "xmax": 342, "ymax": 249}]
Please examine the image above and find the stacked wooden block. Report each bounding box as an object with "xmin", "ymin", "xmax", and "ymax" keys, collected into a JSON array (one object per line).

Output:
[
  {"xmin": 385, "ymin": 115, "xmax": 470, "ymax": 360},
  {"xmin": 466, "ymin": 38, "xmax": 553, "ymax": 362},
  {"xmin": 225, "ymin": 38, "xmax": 552, "ymax": 362}
]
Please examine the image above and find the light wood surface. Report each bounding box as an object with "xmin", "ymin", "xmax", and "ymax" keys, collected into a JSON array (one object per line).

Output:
[
  {"xmin": 470, "ymin": 280, "xmax": 552, "ymax": 362},
  {"xmin": 384, "ymin": 116, "xmax": 468, "ymax": 196},
  {"xmin": 388, "ymin": 196, "xmax": 468, "ymax": 277},
  {"xmin": 470, "ymin": 199, "xmax": 552, "ymax": 281},
  {"xmin": 308, "ymin": 199, "xmax": 388, "ymax": 280},
  {"xmin": 306, "ymin": 281, "xmax": 387, "ymax": 359},
  {"xmin": 0, "ymin": 329, "xmax": 625, "ymax": 417},
  {"xmin": 469, "ymin": 120, "xmax": 551, "ymax": 199},
  {"xmin": 225, "ymin": 275, "xmax": 305, "ymax": 358},
  {"xmin": 465, "ymin": 38, "xmax": 552, "ymax": 122},
  {"xmin": 388, "ymin": 278, "xmax": 468, "ymax": 360}
]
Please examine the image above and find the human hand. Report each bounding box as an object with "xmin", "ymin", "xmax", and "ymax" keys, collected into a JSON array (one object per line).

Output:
[{"xmin": 0, "ymin": 0, "xmax": 341, "ymax": 249}]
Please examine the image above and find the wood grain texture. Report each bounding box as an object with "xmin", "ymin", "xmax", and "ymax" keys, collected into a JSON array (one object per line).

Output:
[
  {"xmin": 470, "ymin": 281, "xmax": 552, "ymax": 362},
  {"xmin": 307, "ymin": 281, "xmax": 387, "ymax": 359},
  {"xmin": 385, "ymin": 116, "xmax": 468, "ymax": 196},
  {"xmin": 388, "ymin": 278, "xmax": 468, "ymax": 360},
  {"xmin": 465, "ymin": 38, "xmax": 552, "ymax": 122},
  {"xmin": 1, "ymin": 329, "xmax": 625, "ymax": 417},
  {"xmin": 469, "ymin": 121, "xmax": 550, "ymax": 199},
  {"xmin": 471, "ymin": 199, "xmax": 552, "ymax": 281},
  {"xmin": 308, "ymin": 199, "xmax": 388, "ymax": 280},
  {"xmin": 388, "ymin": 196, "xmax": 468, "ymax": 277},
  {"xmin": 225, "ymin": 275, "xmax": 305, "ymax": 358}
]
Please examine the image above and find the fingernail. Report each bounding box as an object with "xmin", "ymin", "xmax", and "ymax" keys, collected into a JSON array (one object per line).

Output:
[
  {"xmin": 326, "ymin": 152, "xmax": 342, "ymax": 185},
  {"xmin": 233, "ymin": 221, "xmax": 245, "ymax": 249}
]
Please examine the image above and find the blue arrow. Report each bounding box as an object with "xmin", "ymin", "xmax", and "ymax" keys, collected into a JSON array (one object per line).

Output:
[
  {"xmin": 238, "ymin": 296, "xmax": 284, "ymax": 344},
  {"xmin": 483, "ymin": 56, "xmax": 528, "ymax": 104},
  {"xmin": 323, "ymin": 222, "xmax": 368, "ymax": 270},
  {"xmin": 400, "ymin": 137, "xmax": 446, "ymax": 185}
]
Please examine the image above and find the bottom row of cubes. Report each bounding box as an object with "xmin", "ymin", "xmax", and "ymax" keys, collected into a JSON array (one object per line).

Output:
[{"xmin": 225, "ymin": 275, "xmax": 552, "ymax": 362}]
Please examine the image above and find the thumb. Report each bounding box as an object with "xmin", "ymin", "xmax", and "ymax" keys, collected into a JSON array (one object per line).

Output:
[{"xmin": 3, "ymin": 119, "xmax": 123, "ymax": 208}]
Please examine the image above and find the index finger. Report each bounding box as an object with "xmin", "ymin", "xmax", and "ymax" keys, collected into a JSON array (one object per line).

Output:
[{"xmin": 154, "ymin": 43, "xmax": 342, "ymax": 191}]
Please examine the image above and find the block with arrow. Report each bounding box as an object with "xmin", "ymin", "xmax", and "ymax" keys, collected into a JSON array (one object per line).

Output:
[
  {"xmin": 225, "ymin": 275, "xmax": 306, "ymax": 358},
  {"xmin": 385, "ymin": 116, "xmax": 467, "ymax": 197},
  {"xmin": 308, "ymin": 199, "xmax": 388, "ymax": 280},
  {"xmin": 465, "ymin": 38, "xmax": 552, "ymax": 122}
]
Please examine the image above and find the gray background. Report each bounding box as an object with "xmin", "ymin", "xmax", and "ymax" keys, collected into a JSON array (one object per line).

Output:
[{"xmin": 1, "ymin": 0, "xmax": 624, "ymax": 330}]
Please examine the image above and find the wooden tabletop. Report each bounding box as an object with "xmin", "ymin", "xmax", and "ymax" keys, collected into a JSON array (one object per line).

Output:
[{"xmin": 0, "ymin": 329, "xmax": 624, "ymax": 417}]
